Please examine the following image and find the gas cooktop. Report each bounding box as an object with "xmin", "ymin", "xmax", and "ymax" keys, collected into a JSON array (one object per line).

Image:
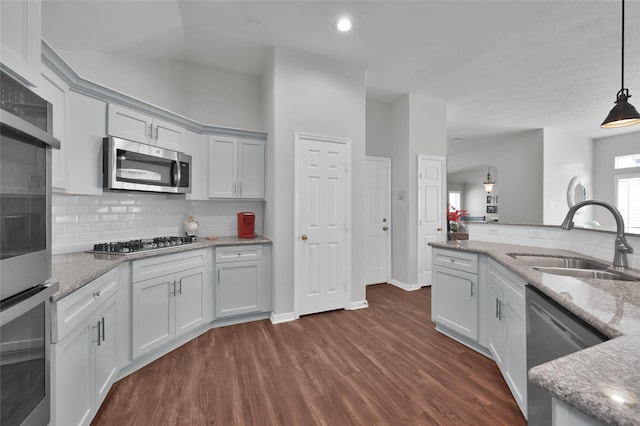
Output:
[{"xmin": 90, "ymin": 236, "xmax": 198, "ymax": 255}]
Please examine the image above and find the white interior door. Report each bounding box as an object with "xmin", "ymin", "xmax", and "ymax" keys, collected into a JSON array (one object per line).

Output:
[
  {"xmin": 365, "ymin": 156, "xmax": 391, "ymax": 285},
  {"xmin": 295, "ymin": 133, "xmax": 350, "ymax": 316},
  {"xmin": 418, "ymin": 155, "xmax": 446, "ymax": 286}
]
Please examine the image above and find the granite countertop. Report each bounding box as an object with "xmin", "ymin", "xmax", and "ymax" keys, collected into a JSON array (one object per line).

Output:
[
  {"xmin": 51, "ymin": 236, "xmax": 272, "ymax": 302},
  {"xmin": 430, "ymin": 240, "xmax": 640, "ymax": 425}
]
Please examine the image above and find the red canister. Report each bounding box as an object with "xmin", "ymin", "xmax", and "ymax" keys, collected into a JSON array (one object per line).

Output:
[{"xmin": 237, "ymin": 212, "xmax": 255, "ymax": 239}]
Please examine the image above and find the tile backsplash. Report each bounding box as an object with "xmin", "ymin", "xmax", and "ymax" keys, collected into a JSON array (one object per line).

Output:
[{"xmin": 52, "ymin": 192, "xmax": 264, "ymax": 254}]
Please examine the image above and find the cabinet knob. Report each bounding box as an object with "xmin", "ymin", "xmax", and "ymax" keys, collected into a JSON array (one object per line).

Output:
[
  {"xmin": 301, "ymin": 234, "xmax": 308, "ymax": 241},
  {"xmin": 382, "ymin": 226, "xmax": 389, "ymax": 231},
  {"xmin": 437, "ymin": 227, "xmax": 442, "ymax": 231},
  {"xmin": 93, "ymin": 290, "xmax": 101, "ymax": 298}
]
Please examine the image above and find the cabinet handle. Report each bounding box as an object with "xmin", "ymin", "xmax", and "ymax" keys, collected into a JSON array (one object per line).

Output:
[
  {"xmin": 470, "ymin": 281, "xmax": 475, "ymax": 297},
  {"xmin": 96, "ymin": 320, "xmax": 102, "ymax": 346},
  {"xmin": 171, "ymin": 280, "xmax": 176, "ymax": 296},
  {"xmin": 496, "ymin": 298, "xmax": 499, "ymax": 319},
  {"xmin": 148, "ymin": 123, "xmax": 153, "ymax": 139},
  {"xmin": 101, "ymin": 317, "xmax": 105, "ymax": 343},
  {"xmin": 93, "ymin": 323, "xmax": 100, "ymax": 345},
  {"xmin": 178, "ymin": 279, "xmax": 183, "ymax": 295},
  {"xmin": 218, "ymin": 269, "xmax": 220, "ymax": 282},
  {"xmin": 154, "ymin": 125, "xmax": 159, "ymax": 140}
]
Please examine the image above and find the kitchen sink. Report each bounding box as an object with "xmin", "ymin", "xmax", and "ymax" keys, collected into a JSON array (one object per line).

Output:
[
  {"xmin": 531, "ymin": 266, "xmax": 639, "ymax": 281},
  {"xmin": 508, "ymin": 254, "xmax": 606, "ymax": 270}
]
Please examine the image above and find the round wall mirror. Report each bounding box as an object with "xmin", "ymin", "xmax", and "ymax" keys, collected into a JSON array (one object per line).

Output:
[{"xmin": 567, "ymin": 176, "xmax": 588, "ymax": 214}]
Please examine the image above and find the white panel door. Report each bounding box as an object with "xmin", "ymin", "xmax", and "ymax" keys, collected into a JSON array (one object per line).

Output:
[
  {"xmin": 295, "ymin": 133, "xmax": 350, "ymax": 316},
  {"xmin": 238, "ymin": 138, "xmax": 265, "ymax": 199},
  {"xmin": 131, "ymin": 276, "xmax": 175, "ymax": 359},
  {"xmin": 106, "ymin": 103, "xmax": 152, "ymax": 144},
  {"xmin": 417, "ymin": 155, "xmax": 446, "ymax": 286},
  {"xmin": 175, "ymin": 266, "xmax": 207, "ymax": 335},
  {"xmin": 94, "ymin": 293, "xmax": 118, "ymax": 409},
  {"xmin": 154, "ymin": 118, "xmax": 183, "ymax": 151},
  {"xmin": 208, "ymin": 136, "xmax": 237, "ymax": 198},
  {"xmin": 365, "ymin": 156, "xmax": 391, "ymax": 285}
]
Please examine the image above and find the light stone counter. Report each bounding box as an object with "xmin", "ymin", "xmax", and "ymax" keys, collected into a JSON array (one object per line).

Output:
[
  {"xmin": 430, "ymin": 240, "xmax": 640, "ymax": 425},
  {"xmin": 51, "ymin": 236, "xmax": 272, "ymax": 302}
]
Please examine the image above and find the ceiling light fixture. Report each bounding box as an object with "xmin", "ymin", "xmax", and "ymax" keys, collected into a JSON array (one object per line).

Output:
[
  {"xmin": 337, "ymin": 18, "xmax": 352, "ymax": 32},
  {"xmin": 483, "ymin": 167, "xmax": 496, "ymax": 193},
  {"xmin": 601, "ymin": 0, "xmax": 640, "ymax": 128}
]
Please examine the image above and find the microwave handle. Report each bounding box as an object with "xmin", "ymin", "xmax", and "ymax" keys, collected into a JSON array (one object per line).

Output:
[{"xmin": 172, "ymin": 160, "xmax": 181, "ymax": 187}]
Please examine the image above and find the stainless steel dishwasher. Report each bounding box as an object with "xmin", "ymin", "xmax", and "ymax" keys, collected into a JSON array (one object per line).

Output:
[{"xmin": 526, "ymin": 285, "xmax": 608, "ymax": 425}]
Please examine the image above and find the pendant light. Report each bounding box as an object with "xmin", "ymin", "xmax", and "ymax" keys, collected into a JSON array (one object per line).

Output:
[
  {"xmin": 483, "ymin": 167, "xmax": 496, "ymax": 193},
  {"xmin": 601, "ymin": 0, "xmax": 640, "ymax": 128}
]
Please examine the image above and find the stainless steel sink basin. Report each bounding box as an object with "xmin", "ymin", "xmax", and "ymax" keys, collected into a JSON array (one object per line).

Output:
[
  {"xmin": 508, "ymin": 254, "xmax": 606, "ymax": 270},
  {"xmin": 532, "ymin": 266, "xmax": 639, "ymax": 281}
]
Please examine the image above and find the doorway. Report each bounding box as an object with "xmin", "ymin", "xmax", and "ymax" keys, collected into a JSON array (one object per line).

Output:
[{"xmin": 365, "ymin": 156, "xmax": 391, "ymax": 285}]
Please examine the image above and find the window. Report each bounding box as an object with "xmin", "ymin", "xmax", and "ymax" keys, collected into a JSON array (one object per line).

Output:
[
  {"xmin": 448, "ymin": 191, "xmax": 461, "ymax": 211},
  {"xmin": 616, "ymin": 174, "xmax": 640, "ymax": 233},
  {"xmin": 615, "ymin": 154, "xmax": 640, "ymax": 169}
]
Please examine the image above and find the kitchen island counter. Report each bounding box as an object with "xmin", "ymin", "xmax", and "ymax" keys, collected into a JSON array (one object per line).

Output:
[
  {"xmin": 52, "ymin": 236, "xmax": 272, "ymax": 302},
  {"xmin": 430, "ymin": 240, "xmax": 640, "ymax": 426}
]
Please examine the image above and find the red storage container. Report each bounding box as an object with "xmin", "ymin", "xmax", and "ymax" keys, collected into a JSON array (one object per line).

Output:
[{"xmin": 237, "ymin": 212, "xmax": 255, "ymax": 239}]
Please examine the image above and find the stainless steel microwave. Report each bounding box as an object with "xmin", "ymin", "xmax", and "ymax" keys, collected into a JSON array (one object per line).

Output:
[{"xmin": 103, "ymin": 136, "xmax": 192, "ymax": 194}]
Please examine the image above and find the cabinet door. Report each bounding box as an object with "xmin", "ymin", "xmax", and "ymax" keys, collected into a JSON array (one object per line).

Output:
[
  {"xmin": 175, "ymin": 266, "xmax": 208, "ymax": 336},
  {"xmin": 432, "ymin": 266, "xmax": 478, "ymax": 340},
  {"xmin": 0, "ymin": 0, "xmax": 40, "ymax": 86},
  {"xmin": 107, "ymin": 103, "xmax": 152, "ymax": 144},
  {"xmin": 35, "ymin": 66, "xmax": 68, "ymax": 190},
  {"xmin": 208, "ymin": 136, "xmax": 237, "ymax": 198},
  {"xmin": 94, "ymin": 293, "xmax": 119, "ymax": 409},
  {"xmin": 487, "ymin": 281, "xmax": 505, "ymax": 367},
  {"xmin": 216, "ymin": 260, "xmax": 262, "ymax": 318},
  {"xmin": 503, "ymin": 293, "xmax": 527, "ymax": 417},
  {"xmin": 132, "ymin": 276, "xmax": 175, "ymax": 359},
  {"xmin": 52, "ymin": 321, "xmax": 94, "ymax": 426},
  {"xmin": 154, "ymin": 118, "xmax": 183, "ymax": 151},
  {"xmin": 238, "ymin": 138, "xmax": 265, "ymax": 199},
  {"xmin": 67, "ymin": 91, "xmax": 107, "ymax": 195}
]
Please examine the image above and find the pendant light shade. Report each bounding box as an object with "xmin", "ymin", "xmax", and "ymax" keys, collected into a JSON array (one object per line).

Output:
[
  {"xmin": 601, "ymin": 0, "xmax": 640, "ymax": 128},
  {"xmin": 483, "ymin": 167, "xmax": 496, "ymax": 193}
]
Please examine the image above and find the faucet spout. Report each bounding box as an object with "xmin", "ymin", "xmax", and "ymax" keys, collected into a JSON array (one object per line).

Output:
[{"xmin": 560, "ymin": 200, "xmax": 634, "ymax": 269}]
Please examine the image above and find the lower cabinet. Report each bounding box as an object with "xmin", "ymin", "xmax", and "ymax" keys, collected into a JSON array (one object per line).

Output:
[
  {"xmin": 51, "ymin": 269, "xmax": 119, "ymax": 426},
  {"xmin": 215, "ymin": 245, "xmax": 270, "ymax": 318},
  {"xmin": 487, "ymin": 259, "xmax": 528, "ymax": 418},
  {"xmin": 131, "ymin": 249, "xmax": 211, "ymax": 359}
]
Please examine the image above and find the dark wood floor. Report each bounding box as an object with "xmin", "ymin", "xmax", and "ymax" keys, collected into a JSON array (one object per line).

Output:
[{"xmin": 92, "ymin": 284, "xmax": 526, "ymax": 425}]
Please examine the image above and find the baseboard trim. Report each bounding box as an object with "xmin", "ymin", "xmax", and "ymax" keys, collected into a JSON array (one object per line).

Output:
[
  {"xmin": 389, "ymin": 279, "xmax": 421, "ymax": 291},
  {"xmin": 270, "ymin": 311, "xmax": 298, "ymax": 324},
  {"xmin": 346, "ymin": 300, "xmax": 369, "ymax": 310}
]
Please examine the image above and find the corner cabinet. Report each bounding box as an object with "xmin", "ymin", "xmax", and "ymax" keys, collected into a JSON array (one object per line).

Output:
[
  {"xmin": 51, "ymin": 269, "xmax": 119, "ymax": 426},
  {"xmin": 487, "ymin": 259, "xmax": 528, "ymax": 418},
  {"xmin": 432, "ymin": 248, "xmax": 479, "ymax": 341},
  {"xmin": 0, "ymin": 0, "xmax": 41, "ymax": 86},
  {"xmin": 208, "ymin": 135, "xmax": 265, "ymax": 199},
  {"xmin": 131, "ymin": 249, "xmax": 212, "ymax": 359},
  {"xmin": 107, "ymin": 103, "xmax": 183, "ymax": 151},
  {"xmin": 215, "ymin": 245, "xmax": 271, "ymax": 318}
]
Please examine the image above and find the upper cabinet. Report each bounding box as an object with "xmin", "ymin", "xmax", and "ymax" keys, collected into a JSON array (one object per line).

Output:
[
  {"xmin": 0, "ymin": 0, "xmax": 41, "ymax": 86},
  {"xmin": 107, "ymin": 103, "xmax": 183, "ymax": 151},
  {"xmin": 208, "ymin": 135, "xmax": 265, "ymax": 199}
]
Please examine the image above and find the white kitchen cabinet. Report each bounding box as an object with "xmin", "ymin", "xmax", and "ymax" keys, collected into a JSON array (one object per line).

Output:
[
  {"xmin": 208, "ymin": 135, "xmax": 265, "ymax": 199},
  {"xmin": 184, "ymin": 130, "xmax": 208, "ymax": 200},
  {"xmin": 33, "ymin": 63, "xmax": 68, "ymax": 190},
  {"xmin": 0, "ymin": 0, "xmax": 40, "ymax": 86},
  {"xmin": 131, "ymin": 249, "xmax": 211, "ymax": 359},
  {"xmin": 215, "ymin": 245, "xmax": 270, "ymax": 318},
  {"xmin": 51, "ymin": 269, "xmax": 119, "ymax": 426},
  {"xmin": 65, "ymin": 90, "xmax": 107, "ymax": 195},
  {"xmin": 107, "ymin": 103, "xmax": 183, "ymax": 151},
  {"xmin": 432, "ymin": 248, "xmax": 479, "ymax": 341},
  {"xmin": 487, "ymin": 259, "xmax": 527, "ymax": 418}
]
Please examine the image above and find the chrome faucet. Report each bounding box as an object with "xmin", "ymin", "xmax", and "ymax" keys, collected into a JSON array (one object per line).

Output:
[{"xmin": 561, "ymin": 200, "xmax": 634, "ymax": 269}]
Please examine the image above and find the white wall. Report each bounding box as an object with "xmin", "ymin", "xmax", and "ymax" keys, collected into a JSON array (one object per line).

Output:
[
  {"xmin": 52, "ymin": 50, "xmax": 264, "ymax": 131},
  {"xmin": 543, "ymin": 129, "xmax": 594, "ymax": 227},
  {"xmin": 366, "ymin": 98, "xmax": 393, "ymax": 158},
  {"xmin": 593, "ymin": 130, "xmax": 640, "ymax": 230},
  {"xmin": 266, "ymin": 47, "xmax": 367, "ymax": 315},
  {"xmin": 448, "ymin": 129, "xmax": 544, "ymax": 225}
]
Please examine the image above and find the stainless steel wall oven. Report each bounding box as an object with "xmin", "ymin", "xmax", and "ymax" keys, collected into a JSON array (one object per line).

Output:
[{"xmin": 1, "ymin": 70, "xmax": 60, "ymax": 426}]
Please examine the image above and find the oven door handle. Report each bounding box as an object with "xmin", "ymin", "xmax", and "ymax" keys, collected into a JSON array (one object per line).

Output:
[{"xmin": 0, "ymin": 280, "xmax": 59, "ymax": 324}]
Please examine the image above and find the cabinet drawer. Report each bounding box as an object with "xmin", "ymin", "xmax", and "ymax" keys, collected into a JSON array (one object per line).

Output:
[
  {"xmin": 132, "ymin": 249, "xmax": 207, "ymax": 283},
  {"xmin": 52, "ymin": 268, "xmax": 118, "ymax": 343},
  {"xmin": 216, "ymin": 245, "xmax": 262, "ymax": 263},
  {"xmin": 433, "ymin": 248, "xmax": 478, "ymax": 274}
]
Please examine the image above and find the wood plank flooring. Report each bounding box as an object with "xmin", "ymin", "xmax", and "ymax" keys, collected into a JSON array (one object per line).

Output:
[{"xmin": 92, "ymin": 284, "xmax": 526, "ymax": 426}]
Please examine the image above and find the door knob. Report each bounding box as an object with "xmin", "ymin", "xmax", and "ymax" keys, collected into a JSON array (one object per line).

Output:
[
  {"xmin": 383, "ymin": 226, "xmax": 389, "ymax": 231},
  {"xmin": 301, "ymin": 234, "xmax": 308, "ymax": 240},
  {"xmin": 437, "ymin": 227, "xmax": 442, "ymax": 231}
]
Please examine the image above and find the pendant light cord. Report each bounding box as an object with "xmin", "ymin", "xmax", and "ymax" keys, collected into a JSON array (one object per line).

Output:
[{"xmin": 622, "ymin": 0, "xmax": 625, "ymax": 91}]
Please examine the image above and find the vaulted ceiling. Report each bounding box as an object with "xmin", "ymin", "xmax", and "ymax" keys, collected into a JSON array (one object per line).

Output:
[{"xmin": 42, "ymin": 0, "xmax": 640, "ymax": 142}]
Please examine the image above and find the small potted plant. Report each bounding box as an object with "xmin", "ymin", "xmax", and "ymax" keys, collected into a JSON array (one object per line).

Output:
[{"xmin": 448, "ymin": 206, "xmax": 468, "ymax": 233}]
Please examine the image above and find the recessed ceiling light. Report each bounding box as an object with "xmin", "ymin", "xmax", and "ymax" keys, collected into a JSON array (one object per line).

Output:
[{"xmin": 337, "ymin": 18, "xmax": 352, "ymax": 32}]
